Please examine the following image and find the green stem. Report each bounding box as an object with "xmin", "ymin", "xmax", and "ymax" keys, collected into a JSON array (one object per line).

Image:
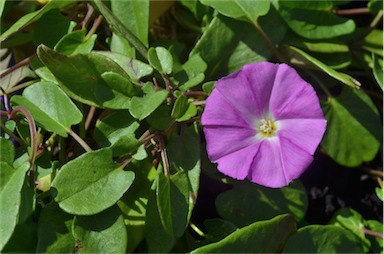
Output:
[
  {"xmin": 158, "ymin": 135, "xmax": 170, "ymax": 177},
  {"xmin": 370, "ymin": 10, "xmax": 383, "ymax": 28},
  {"xmin": 69, "ymin": 129, "xmax": 92, "ymax": 152},
  {"xmin": 85, "ymin": 15, "xmax": 103, "ymax": 41},
  {"xmin": 93, "ymin": 0, "xmax": 148, "ymax": 60},
  {"xmin": 0, "ymin": 119, "xmax": 24, "ymax": 144}
]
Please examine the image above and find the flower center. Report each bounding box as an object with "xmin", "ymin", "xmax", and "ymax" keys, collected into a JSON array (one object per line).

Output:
[{"xmin": 258, "ymin": 119, "xmax": 277, "ymax": 137}]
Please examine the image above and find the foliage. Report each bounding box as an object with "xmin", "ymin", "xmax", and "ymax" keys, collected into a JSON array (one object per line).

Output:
[{"xmin": 0, "ymin": 0, "xmax": 382, "ymax": 253}]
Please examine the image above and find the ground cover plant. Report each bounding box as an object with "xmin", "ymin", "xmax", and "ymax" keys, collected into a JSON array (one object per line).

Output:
[{"xmin": 0, "ymin": 0, "xmax": 383, "ymax": 253}]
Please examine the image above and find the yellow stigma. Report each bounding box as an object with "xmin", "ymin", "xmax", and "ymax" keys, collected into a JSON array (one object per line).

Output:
[{"xmin": 258, "ymin": 119, "xmax": 276, "ymax": 137}]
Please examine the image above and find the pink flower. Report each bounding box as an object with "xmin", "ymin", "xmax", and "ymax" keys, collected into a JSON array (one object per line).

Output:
[{"xmin": 201, "ymin": 62, "xmax": 326, "ymax": 188}]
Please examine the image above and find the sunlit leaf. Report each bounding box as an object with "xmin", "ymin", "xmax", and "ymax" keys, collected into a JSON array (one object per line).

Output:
[
  {"xmin": 191, "ymin": 214, "xmax": 296, "ymax": 253},
  {"xmin": 11, "ymin": 81, "xmax": 82, "ymax": 137},
  {"xmin": 283, "ymin": 225, "xmax": 364, "ymax": 253},
  {"xmin": 72, "ymin": 205, "xmax": 127, "ymax": 253},
  {"xmin": 51, "ymin": 148, "xmax": 135, "ymax": 215}
]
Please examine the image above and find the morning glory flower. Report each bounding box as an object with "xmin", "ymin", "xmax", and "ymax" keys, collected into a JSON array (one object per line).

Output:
[{"xmin": 201, "ymin": 62, "xmax": 326, "ymax": 188}]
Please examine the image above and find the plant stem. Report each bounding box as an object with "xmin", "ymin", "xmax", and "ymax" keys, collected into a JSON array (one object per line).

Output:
[
  {"xmin": 252, "ymin": 20, "xmax": 285, "ymax": 62},
  {"xmin": 0, "ymin": 55, "xmax": 34, "ymax": 80},
  {"xmin": 370, "ymin": 10, "xmax": 383, "ymax": 28},
  {"xmin": 85, "ymin": 15, "xmax": 103, "ymax": 41},
  {"xmin": 69, "ymin": 129, "xmax": 92, "ymax": 152},
  {"xmin": 81, "ymin": 3, "xmax": 94, "ymax": 29},
  {"xmin": 158, "ymin": 135, "xmax": 170, "ymax": 177},
  {"xmin": 305, "ymin": 70, "xmax": 333, "ymax": 98},
  {"xmin": 9, "ymin": 106, "xmax": 37, "ymax": 165},
  {"xmin": 85, "ymin": 106, "xmax": 96, "ymax": 131},
  {"xmin": 0, "ymin": 119, "xmax": 24, "ymax": 144},
  {"xmin": 334, "ymin": 7, "xmax": 369, "ymax": 15},
  {"xmin": 363, "ymin": 228, "xmax": 384, "ymax": 239}
]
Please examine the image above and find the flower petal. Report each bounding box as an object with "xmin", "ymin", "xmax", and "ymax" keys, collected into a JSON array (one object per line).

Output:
[
  {"xmin": 248, "ymin": 137, "xmax": 313, "ymax": 188},
  {"xmin": 214, "ymin": 62, "xmax": 279, "ymax": 121},
  {"xmin": 215, "ymin": 143, "xmax": 261, "ymax": 180},
  {"xmin": 204, "ymin": 126, "xmax": 257, "ymax": 161},
  {"xmin": 201, "ymin": 89, "xmax": 252, "ymax": 128},
  {"xmin": 269, "ymin": 64, "xmax": 324, "ymax": 119},
  {"xmin": 276, "ymin": 118, "xmax": 326, "ymax": 154}
]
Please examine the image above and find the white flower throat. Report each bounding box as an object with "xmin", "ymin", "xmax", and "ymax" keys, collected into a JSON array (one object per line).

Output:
[{"xmin": 258, "ymin": 119, "xmax": 277, "ymax": 137}]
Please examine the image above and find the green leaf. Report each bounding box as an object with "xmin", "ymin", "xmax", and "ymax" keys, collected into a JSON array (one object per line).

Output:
[
  {"xmin": 72, "ymin": 205, "xmax": 127, "ymax": 253},
  {"xmin": 0, "ymin": 1, "xmax": 75, "ymax": 42},
  {"xmin": 363, "ymin": 29, "xmax": 383, "ymax": 56},
  {"xmin": 283, "ymin": 225, "xmax": 364, "ymax": 253},
  {"xmin": 145, "ymin": 193, "xmax": 176, "ymax": 253},
  {"xmin": 0, "ymin": 162, "xmax": 29, "ymax": 250},
  {"xmin": 200, "ymin": 0, "xmax": 270, "ymax": 22},
  {"xmin": 215, "ymin": 180, "xmax": 307, "ymax": 227},
  {"xmin": 202, "ymin": 81, "xmax": 215, "ymax": 94},
  {"xmin": 111, "ymin": 0, "xmax": 149, "ymax": 46},
  {"xmin": 37, "ymin": 45, "xmax": 136, "ymax": 109},
  {"xmin": 117, "ymin": 158, "xmax": 156, "ymax": 253},
  {"xmin": 321, "ymin": 87, "xmax": 381, "ymax": 167},
  {"xmin": 176, "ymin": 54, "xmax": 207, "ymax": 91},
  {"xmin": 96, "ymin": 51, "xmax": 153, "ymax": 83},
  {"xmin": 2, "ymin": 223, "xmax": 37, "ymax": 253},
  {"xmin": 373, "ymin": 54, "xmax": 383, "ymax": 90},
  {"xmin": 0, "ymin": 138, "xmax": 15, "ymax": 165},
  {"xmin": 191, "ymin": 9, "xmax": 286, "ymax": 79},
  {"xmin": 156, "ymin": 169, "xmax": 190, "ymax": 238},
  {"xmin": 33, "ymin": 8, "xmax": 71, "ymax": 48},
  {"xmin": 148, "ymin": 47, "xmax": 173, "ymax": 74},
  {"xmin": 167, "ymin": 123, "xmax": 201, "ymax": 199},
  {"xmin": 54, "ymin": 29, "xmax": 97, "ymax": 55},
  {"xmin": 276, "ymin": 1, "xmax": 355, "ymax": 39},
  {"xmin": 375, "ymin": 187, "xmax": 383, "ymax": 201},
  {"xmin": 94, "ymin": 110, "xmax": 140, "ymax": 156},
  {"xmin": 128, "ymin": 82, "xmax": 169, "ymax": 120},
  {"xmin": 365, "ymin": 220, "xmax": 383, "ymax": 253},
  {"xmin": 368, "ymin": 0, "xmax": 383, "ymax": 15},
  {"xmin": 287, "ymin": 45, "xmax": 361, "ymax": 89},
  {"xmin": 171, "ymin": 95, "xmax": 197, "ymax": 122},
  {"xmin": 328, "ymin": 208, "xmax": 371, "ymax": 252},
  {"xmin": 51, "ymin": 148, "xmax": 135, "ymax": 215},
  {"xmin": 146, "ymin": 104, "xmax": 173, "ymax": 130},
  {"xmin": 11, "ymin": 81, "xmax": 82, "ymax": 137},
  {"xmin": 36, "ymin": 203, "xmax": 75, "ymax": 253},
  {"xmin": 191, "ymin": 214, "xmax": 296, "ymax": 253},
  {"xmin": 202, "ymin": 219, "xmax": 238, "ymax": 244}
]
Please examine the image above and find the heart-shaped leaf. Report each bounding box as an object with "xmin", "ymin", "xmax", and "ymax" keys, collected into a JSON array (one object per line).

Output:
[
  {"xmin": 321, "ymin": 87, "xmax": 381, "ymax": 167},
  {"xmin": 51, "ymin": 148, "xmax": 135, "ymax": 215},
  {"xmin": 128, "ymin": 82, "xmax": 169, "ymax": 120},
  {"xmin": 148, "ymin": 47, "xmax": 173, "ymax": 74},
  {"xmin": 11, "ymin": 81, "xmax": 82, "ymax": 137}
]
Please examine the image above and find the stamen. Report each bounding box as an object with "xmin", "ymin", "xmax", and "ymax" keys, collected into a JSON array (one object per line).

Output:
[{"xmin": 258, "ymin": 119, "xmax": 276, "ymax": 137}]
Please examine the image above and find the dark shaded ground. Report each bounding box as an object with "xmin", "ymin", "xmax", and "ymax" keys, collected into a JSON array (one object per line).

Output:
[{"xmin": 301, "ymin": 152, "xmax": 383, "ymax": 224}]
